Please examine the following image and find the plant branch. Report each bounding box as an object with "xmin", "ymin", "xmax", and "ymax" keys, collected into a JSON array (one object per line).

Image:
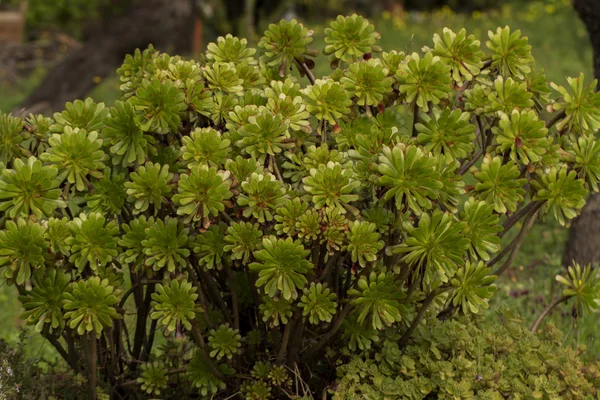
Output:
[
  {"xmin": 530, "ymin": 295, "xmax": 570, "ymax": 333},
  {"xmin": 459, "ymin": 148, "xmax": 483, "ymax": 174},
  {"xmin": 545, "ymin": 110, "xmax": 566, "ymax": 129},
  {"xmin": 399, "ymin": 288, "xmax": 447, "ymax": 350},
  {"xmin": 191, "ymin": 322, "xmax": 225, "ymax": 380},
  {"xmin": 224, "ymin": 261, "xmax": 240, "ymax": 331},
  {"xmin": 500, "ymin": 201, "xmax": 543, "ymax": 238},
  {"xmin": 87, "ymin": 331, "xmax": 98, "ymax": 400},
  {"xmin": 492, "ymin": 207, "xmax": 541, "ymax": 276},
  {"xmin": 294, "ymin": 57, "xmax": 316, "ymax": 85},
  {"xmin": 306, "ymin": 303, "xmax": 352, "ymax": 357},
  {"xmin": 277, "ymin": 318, "xmax": 294, "ymax": 363}
]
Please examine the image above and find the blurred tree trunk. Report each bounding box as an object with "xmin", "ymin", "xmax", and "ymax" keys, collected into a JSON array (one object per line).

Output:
[
  {"xmin": 14, "ymin": 0, "xmax": 195, "ymax": 115},
  {"xmin": 562, "ymin": 0, "xmax": 600, "ymax": 266}
]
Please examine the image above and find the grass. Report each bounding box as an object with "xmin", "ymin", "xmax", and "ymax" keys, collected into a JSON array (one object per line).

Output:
[{"xmin": 0, "ymin": 0, "xmax": 598, "ymax": 361}]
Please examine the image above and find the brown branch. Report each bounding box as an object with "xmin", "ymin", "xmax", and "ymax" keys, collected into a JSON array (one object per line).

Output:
[
  {"xmin": 459, "ymin": 148, "xmax": 483, "ymax": 175},
  {"xmin": 500, "ymin": 201, "xmax": 544, "ymax": 238},
  {"xmin": 530, "ymin": 295, "xmax": 570, "ymax": 333},
  {"xmin": 492, "ymin": 207, "xmax": 541, "ymax": 276},
  {"xmin": 545, "ymin": 110, "xmax": 567, "ymax": 129},
  {"xmin": 87, "ymin": 331, "xmax": 98, "ymax": 400},
  {"xmin": 294, "ymin": 58, "xmax": 316, "ymax": 85},
  {"xmin": 306, "ymin": 303, "xmax": 352, "ymax": 357},
  {"xmin": 224, "ymin": 261, "xmax": 240, "ymax": 331},
  {"xmin": 277, "ymin": 319, "xmax": 294, "ymax": 363},
  {"xmin": 399, "ymin": 288, "xmax": 448, "ymax": 349}
]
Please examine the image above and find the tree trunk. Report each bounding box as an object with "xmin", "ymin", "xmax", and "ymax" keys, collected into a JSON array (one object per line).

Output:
[
  {"xmin": 562, "ymin": 0, "xmax": 600, "ymax": 267},
  {"xmin": 13, "ymin": 0, "xmax": 195, "ymax": 115}
]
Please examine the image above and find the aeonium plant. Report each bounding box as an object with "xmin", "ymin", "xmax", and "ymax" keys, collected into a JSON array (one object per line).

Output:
[{"xmin": 1, "ymin": 15, "xmax": 599, "ymax": 399}]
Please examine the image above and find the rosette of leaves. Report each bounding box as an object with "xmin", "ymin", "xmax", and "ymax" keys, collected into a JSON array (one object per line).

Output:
[
  {"xmin": 263, "ymin": 90, "xmax": 311, "ymax": 133},
  {"xmin": 472, "ymin": 155, "xmax": 526, "ymax": 213},
  {"xmin": 486, "ymin": 26, "xmax": 533, "ymax": 79},
  {"xmin": 187, "ymin": 351, "xmax": 234, "ymax": 396},
  {"xmin": 117, "ymin": 45, "xmax": 158, "ymax": 97},
  {"xmin": 345, "ymin": 221, "xmax": 384, "ymax": 268},
  {"xmin": 225, "ymin": 156, "xmax": 263, "ymax": 185},
  {"xmin": 259, "ymin": 296, "xmax": 293, "ymax": 327},
  {"xmin": 50, "ymin": 98, "xmax": 108, "ymax": 134},
  {"xmin": 85, "ymin": 170, "xmax": 127, "ymax": 215},
  {"xmin": 449, "ymin": 261, "xmax": 497, "ymax": 314},
  {"xmin": 66, "ymin": 212, "xmax": 119, "ymax": 272},
  {"xmin": 0, "ymin": 113, "xmax": 25, "ymax": 165},
  {"xmin": 208, "ymin": 324, "xmax": 242, "ymax": 360},
  {"xmin": 0, "ymin": 156, "xmax": 65, "ymax": 218},
  {"xmin": 224, "ymin": 222, "xmax": 262, "ymax": 263},
  {"xmin": 41, "ymin": 127, "xmax": 106, "ymax": 191},
  {"xmin": 426, "ymin": 28, "xmax": 484, "ymax": 84},
  {"xmin": 435, "ymin": 158, "xmax": 465, "ymax": 213},
  {"xmin": 226, "ymin": 104, "xmax": 260, "ymax": 133},
  {"xmin": 380, "ymin": 50, "xmax": 406, "ymax": 77},
  {"xmin": 485, "ymin": 76, "xmax": 534, "ymax": 114},
  {"xmin": 340, "ymin": 59, "xmax": 393, "ymax": 107},
  {"xmin": 303, "ymin": 162, "xmax": 360, "ymax": 214},
  {"xmin": 296, "ymin": 209, "xmax": 321, "ymax": 242},
  {"xmin": 299, "ymin": 283, "xmax": 338, "ymax": 324},
  {"xmin": 63, "ymin": 276, "xmax": 120, "ymax": 335},
  {"xmin": 258, "ymin": 19, "xmax": 316, "ymax": 76},
  {"xmin": 549, "ymin": 73, "xmax": 600, "ymax": 134},
  {"xmin": 238, "ymin": 173, "xmax": 288, "ymax": 223},
  {"xmin": 211, "ymin": 93, "xmax": 239, "ymax": 125},
  {"xmin": 250, "ymin": 237, "xmax": 313, "ymax": 300},
  {"xmin": 493, "ymin": 109, "xmax": 549, "ymax": 164},
  {"xmin": 0, "ymin": 218, "xmax": 48, "ymax": 289},
  {"xmin": 342, "ymin": 317, "xmax": 380, "ymax": 351},
  {"xmin": 129, "ymin": 79, "xmax": 186, "ymax": 133},
  {"xmin": 142, "ymin": 218, "xmax": 190, "ymax": 272},
  {"xmin": 206, "ymin": 34, "xmax": 257, "ymax": 65},
  {"xmin": 194, "ymin": 223, "xmax": 227, "ymax": 270},
  {"xmin": 45, "ymin": 217, "xmax": 71, "ymax": 255},
  {"xmin": 173, "ymin": 167, "xmax": 233, "ymax": 224},
  {"xmin": 303, "ymin": 144, "xmax": 346, "ymax": 171},
  {"xmin": 137, "ymin": 362, "xmax": 168, "ymax": 396},
  {"xmin": 323, "ymin": 14, "xmax": 381, "ymax": 66},
  {"xmin": 203, "ymin": 62, "xmax": 244, "ymax": 96},
  {"xmin": 460, "ymin": 198, "xmax": 501, "ymax": 261},
  {"xmin": 183, "ymin": 77, "xmax": 214, "ymax": 119},
  {"xmin": 182, "ymin": 128, "xmax": 231, "ymax": 169},
  {"xmin": 416, "ymin": 108, "xmax": 475, "ymax": 160},
  {"xmin": 377, "ymin": 144, "xmax": 443, "ymax": 215},
  {"xmin": 320, "ymin": 207, "xmax": 349, "ymax": 254},
  {"xmin": 119, "ymin": 216, "xmax": 153, "ymax": 267},
  {"xmin": 396, "ymin": 52, "xmax": 452, "ymax": 112},
  {"xmin": 361, "ymin": 205, "xmax": 393, "ymax": 235},
  {"xmin": 150, "ymin": 279, "xmax": 198, "ymax": 332},
  {"xmin": 348, "ymin": 271, "xmax": 407, "ymax": 330},
  {"xmin": 390, "ymin": 210, "xmax": 469, "ymax": 284},
  {"xmin": 463, "ymin": 83, "xmax": 492, "ymax": 115},
  {"xmin": 237, "ymin": 61, "xmax": 266, "ymax": 91},
  {"xmin": 236, "ymin": 112, "xmax": 291, "ymax": 162},
  {"xmin": 569, "ymin": 136, "xmax": 600, "ymax": 191},
  {"xmin": 526, "ymin": 66, "xmax": 552, "ymax": 109},
  {"xmin": 556, "ymin": 263, "xmax": 600, "ymax": 316},
  {"xmin": 243, "ymin": 381, "xmax": 272, "ymax": 400},
  {"xmin": 303, "ymin": 79, "xmax": 352, "ymax": 125},
  {"xmin": 18, "ymin": 268, "xmax": 69, "ymax": 332},
  {"xmin": 532, "ymin": 166, "xmax": 587, "ymax": 226},
  {"xmin": 102, "ymin": 100, "xmax": 156, "ymax": 167},
  {"xmin": 274, "ymin": 197, "xmax": 308, "ymax": 236},
  {"xmin": 125, "ymin": 162, "xmax": 173, "ymax": 214},
  {"xmin": 333, "ymin": 117, "xmax": 370, "ymax": 151},
  {"xmin": 269, "ymin": 365, "xmax": 291, "ymax": 388},
  {"xmin": 251, "ymin": 361, "xmax": 271, "ymax": 380}
]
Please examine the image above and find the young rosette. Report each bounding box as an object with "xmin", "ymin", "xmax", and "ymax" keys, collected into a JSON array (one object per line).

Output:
[
  {"xmin": 460, "ymin": 198, "xmax": 501, "ymax": 261},
  {"xmin": 0, "ymin": 113, "xmax": 26, "ymax": 165},
  {"xmin": 299, "ymin": 283, "xmax": 338, "ymax": 324},
  {"xmin": 396, "ymin": 52, "xmax": 452, "ymax": 112},
  {"xmin": 224, "ymin": 222, "xmax": 263, "ymax": 263},
  {"xmin": 150, "ymin": 279, "xmax": 199, "ymax": 333},
  {"xmin": 250, "ymin": 237, "xmax": 313, "ymax": 300},
  {"xmin": 259, "ymin": 296, "xmax": 293, "ymax": 327},
  {"xmin": 206, "ymin": 34, "xmax": 257, "ymax": 65},
  {"xmin": 472, "ymin": 155, "xmax": 526, "ymax": 213},
  {"xmin": 62, "ymin": 276, "xmax": 120, "ymax": 335},
  {"xmin": 65, "ymin": 213, "xmax": 120, "ymax": 272},
  {"xmin": 258, "ymin": 19, "xmax": 316, "ymax": 76},
  {"xmin": 0, "ymin": 156, "xmax": 65, "ymax": 218},
  {"xmin": 137, "ymin": 362, "xmax": 168, "ymax": 396},
  {"xmin": 181, "ymin": 128, "xmax": 230, "ymax": 169},
  {"xmin": 323, "ymin": 14, "xmax": 381, "ymax": 66},
  {"xmin": 345, "ymin": 221, "xmax": 384, "ymax": 268},
  {"xmin": 549, "ymin": 73, "xmax": 600, "ymax": 134},
  {"xmin": 303, "ymin": 79, "xmax": 352, "ymax": 126},
  {"xmin": 348, "ymin": 271, "xmax": 407, "ymax": 330},
  {"xmin": 532, "ymin": 166, "xmax": 587, "ymax": 226},
  {"xmin": 125, "ymin": 162, "xmax": 173, "ymax": 214},
  {"xmin": 486, "ymin": 26, "xmax": 533, "ymax": 79},
  {"xmin": 142, "ymin": 217, "xmax": 190, "ymax": 272},
  {"xmin": 416, "ymin": 108, "xmax": 475, "ymax": 161},
  {"xmin": 237, "ymin": 173, "xmax": 288, "ymax": 223},
  {"xmin": 426, "ymin": 28, "xmax": 484, "ymax": 84},
  {"xmin": 556, "ymin": 263, "xmax": 600, "ymax": 316},
  {"xmin": 302, "ymin": 161, "xmax": 360, "ymax": 214},
  {"xmin": 0, "ymin": 218, "xmax": 48, "ymax": 289},
  {"xmin": 493, "ymin": 109, "xmax": 548, "ymax": 164},
  {"xmin": 187, "ymin": 350, "xmax": 234, "ymax": 397},
  {"xmin": 449, "ymin": 261, "xmax": 497, "ymax": 314},
  {"xmin": 19, "ymin": 269, "xmax": 70, "ymax": 332},
  {"xmin": 50, "ymin": 98, "xmax": 108, "ymax": 133},
  {"xmin": 340, "ymin": 59, "xmax": 393, "ymax": 107},
  {"xmin": 193, "ymin": 223, "xmax": 227, "ymax": 270},
  {"xmin": 208, "ymin": 324, "xmax": 242, "ymax": 360}
]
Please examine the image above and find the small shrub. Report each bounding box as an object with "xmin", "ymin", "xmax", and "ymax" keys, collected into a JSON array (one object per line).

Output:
[{"xmin": 0, "ymin": 14, "xmax": 599, "ymax": 399}]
